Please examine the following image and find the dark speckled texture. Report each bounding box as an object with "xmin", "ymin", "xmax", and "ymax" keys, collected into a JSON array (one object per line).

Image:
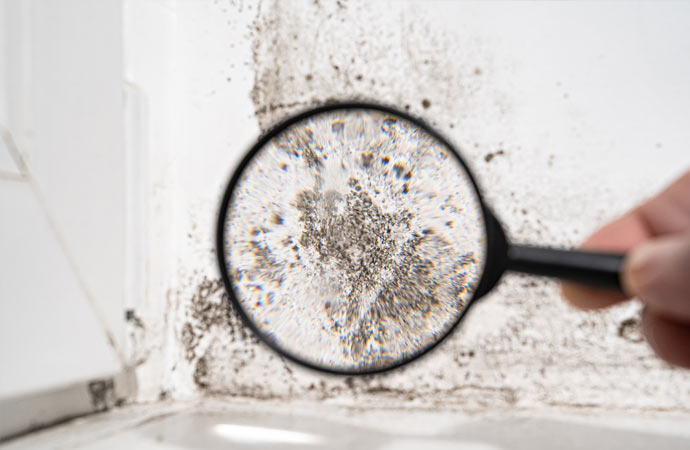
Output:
[{"xmin": 128, "ymin": 0, "xmax": 690, "ymax": 413}]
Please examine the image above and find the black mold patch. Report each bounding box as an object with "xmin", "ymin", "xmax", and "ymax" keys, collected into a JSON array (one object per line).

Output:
[
  {"xmin": 618, "ymin": 317, "xmax": 644, "ymax": 343},
  {"xmin": 88, "ymin": 379, "xmax": 114, "ymax": 412},
  {"xmin": 187, "ymin": 0, "xmax": 689, "ymax": 413},
  {"xmin": 248, "ymin": 1, "xmax": 499, "ymax": 132},
  {"xmin": 179, "ymin": 276, "xmax": 261, "ymax": 392},
  {"xmin": 293, "ymin": 179, "xmax": 476, "ymax": 362},
  {"xmin": 194, "ymin": 356, "xmax": 210, "ymax": 389},
  {"xmin": 484, "ymin": 149, "xmax": 505, "ymax": 163}
]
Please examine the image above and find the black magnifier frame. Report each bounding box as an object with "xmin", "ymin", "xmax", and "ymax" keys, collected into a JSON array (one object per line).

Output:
[{"xmin": 216, "ymin": 102, "xmax": 625, "ymax": 376}]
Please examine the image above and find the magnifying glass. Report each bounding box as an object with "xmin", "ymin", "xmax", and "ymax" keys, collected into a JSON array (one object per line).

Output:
[{"xmin": 217, "ymin": 103, "xmax": 624, "ymax": 375}]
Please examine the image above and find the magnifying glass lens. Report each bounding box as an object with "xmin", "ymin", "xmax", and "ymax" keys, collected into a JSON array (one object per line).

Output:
[{"xmin": 222, "ymin": 107, "xmax": 487, "ymax": 373}]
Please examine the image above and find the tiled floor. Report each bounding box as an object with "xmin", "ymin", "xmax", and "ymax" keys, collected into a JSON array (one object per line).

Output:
[{"xmin": 2, "ymin": 399, "xmax": 690, "ymax": 450}]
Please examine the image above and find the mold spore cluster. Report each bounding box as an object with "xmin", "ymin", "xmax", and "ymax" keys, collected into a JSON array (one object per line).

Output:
[{"xmin": 224, "ymin": 109, "xmax": 485, "ymax": 372}]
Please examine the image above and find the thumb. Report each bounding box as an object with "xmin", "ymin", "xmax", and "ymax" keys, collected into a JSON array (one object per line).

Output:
[{"xmin": 622, "ymin": 231, "xmax": 690, "ymax": 322}]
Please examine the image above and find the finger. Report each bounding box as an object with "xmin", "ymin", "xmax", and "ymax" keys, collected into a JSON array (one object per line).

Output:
[
  {"xmin": 642, "ymin": 308, "xmax": 690, "ymax": 368},
  {"xmin": 561, "ymin": 210, "xmax": 651, "ymax": 310},
  {"xmin": 561, "ymin": 284, "xmax": 628, "ymax": 310},
  {"xmin": 623, "ymin": 231, "xmax": 690, "ymax": 322},
  {"xmin": 562, "ymin": 169, "xmax": 690, "ymax": 310},
  {"xmin": 581, "ymin": 209, "xmax": 654, "ymax": 252},
  {"xmin": 637, "ymin": 170, "xmax": 690, "ymax": 236}
]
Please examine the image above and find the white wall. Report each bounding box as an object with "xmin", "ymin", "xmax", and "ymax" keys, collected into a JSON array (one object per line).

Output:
[
  {"xmin": 124, "ymin": 0, "xmax": 690, "ymax": 413},
  {"xmin": 0, "ymin": 0, "xmax": 125, "ymax": 431},
  {"xmin": 4, "ymin": 0, "xmax": 688, "ymax": 421}
]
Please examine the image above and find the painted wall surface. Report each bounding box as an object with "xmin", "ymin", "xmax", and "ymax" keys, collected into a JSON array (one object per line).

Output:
[
  {"xmin": 127, "ymin": 0, "xmax": 690, "ymax": 412},
  {"xmin": 0, "ymin": 0, "xmax": 124, "ymax": 402}
]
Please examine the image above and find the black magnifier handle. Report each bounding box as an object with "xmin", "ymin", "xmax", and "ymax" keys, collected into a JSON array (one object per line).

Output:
[{"xmin": 506, "ymin": 245, "xmax": 626, "ymax": 292}]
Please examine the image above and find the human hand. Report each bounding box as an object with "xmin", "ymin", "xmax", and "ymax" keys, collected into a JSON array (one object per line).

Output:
[{"xmin": 561, "ymin": 170, "xmax": 690, "ymax": 367}]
